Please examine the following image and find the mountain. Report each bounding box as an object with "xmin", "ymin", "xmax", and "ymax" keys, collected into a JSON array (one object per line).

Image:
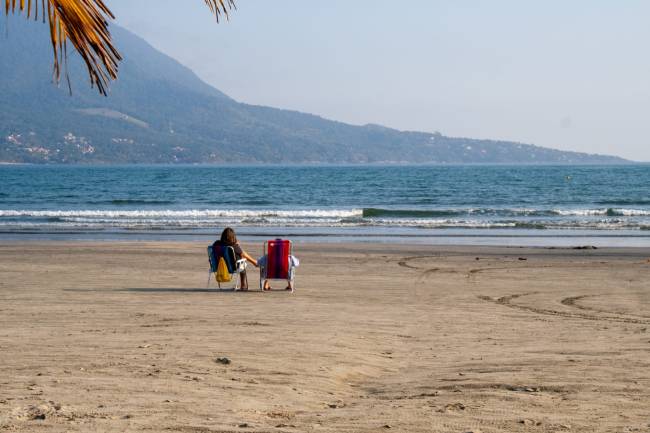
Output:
[{"xmin": 0, "ymin": 18, "xmax": 628, "ymax": 164}]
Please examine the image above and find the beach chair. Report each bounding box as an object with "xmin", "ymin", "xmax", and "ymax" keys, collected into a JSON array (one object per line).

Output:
[
  {"xmin": 259, "ymin": 239, "xmax": 296, "ymax": 292},
  {"xmin": 207, "ymin": 243, "xmax": 247, "ymax": 290}
]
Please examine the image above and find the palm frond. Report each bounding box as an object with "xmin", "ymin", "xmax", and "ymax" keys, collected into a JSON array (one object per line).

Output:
[
  {"xmin": 204, "ymin": 0, "xmax": 236, "ymax": 21},
  {"xmin": 5, "ymin": 0, "xmax": 121, "ymax": 95},
  {"xmin": 5, "ymin": 0, "xmax": 236, "ymax": 96}
]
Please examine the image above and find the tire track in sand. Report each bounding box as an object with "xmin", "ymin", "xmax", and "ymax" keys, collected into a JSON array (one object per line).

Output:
[
  {"xmin": 561, "ymin": 295, "xmax": 650, "ymax": 320},
  {"xmin": 478, "ymin": 293, "xmax": 650, "ymax": 325},
  {"xmin": 398, "ymin": 256, "xmax": 650, "ymax": 323}
]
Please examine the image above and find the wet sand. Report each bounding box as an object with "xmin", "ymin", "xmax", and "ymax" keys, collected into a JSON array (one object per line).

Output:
[{"xmin": 0, "ymin": 242, "xmax": 649, "ymax": 432}]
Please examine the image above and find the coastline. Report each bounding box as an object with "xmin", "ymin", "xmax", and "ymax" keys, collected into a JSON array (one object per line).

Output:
[
  {"xmin": 1, "ymin": 241, "xmax": 649, "ymax": 432},
  {"xmin": 1, "ymin": 228, "xmax": 649, "ymax": 247}
]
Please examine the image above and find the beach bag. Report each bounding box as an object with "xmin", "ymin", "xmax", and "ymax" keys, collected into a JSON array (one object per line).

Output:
[{"xmin": 216, "ymin": 257, "xmax": 231, "ymax": 283}]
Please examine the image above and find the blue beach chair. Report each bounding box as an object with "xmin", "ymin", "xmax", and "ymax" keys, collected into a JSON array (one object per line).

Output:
[{"xmin": 207, "ymin": 243, "xmax": 247, "ymax": 290}]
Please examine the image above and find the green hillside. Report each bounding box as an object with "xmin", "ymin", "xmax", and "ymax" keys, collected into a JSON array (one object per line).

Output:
[{"xmin": 0, "ymin": 18, "xmax": 627, "ymax": 164}]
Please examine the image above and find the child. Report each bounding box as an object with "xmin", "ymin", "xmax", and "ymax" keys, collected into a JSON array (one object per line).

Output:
[{"xmin": 258, "ymin": 251, "xmax": 299, "ymax": 291}]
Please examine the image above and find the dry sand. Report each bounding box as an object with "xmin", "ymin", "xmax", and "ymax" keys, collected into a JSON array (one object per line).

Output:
[{"xmin": 0, "ymin": 241, "xmax": 649, "ymax": 432}]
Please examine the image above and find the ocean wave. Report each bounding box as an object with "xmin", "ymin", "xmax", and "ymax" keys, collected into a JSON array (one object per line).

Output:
[
  {"xmin": 555, "ymin": 208, "xmax": 650, "ymax": 217},
  {"xmin": 362, "ymin": 207, "xmax": 553, "ymax": 218},
  {"xmin": 89, "ymin": 199, "xmax": 177, "ymax": 205},
  {"xmin": 0, "ymin": 217, "xmax": 647, "ymax": 231},
  {"xmin": 0, "ymin": 209, "xmax": 364, "ymax": 219},
  {"xmin": 608, "ymin": 208, "xmax": 650, "ymax": 216},
  {"xmin": 363, "ymin": 207, "xmax": 650, "ymax": 218},
  {"xmin": 596, "ymin": 199, "xmax": 650, "ymax": 206},
  {"xmin": 1, "ymin": 207, "xmax": 649, "ymax": 231},
  {"xmin": 3, "ymin": 207, "xmax": 650, "ymax": 220}
]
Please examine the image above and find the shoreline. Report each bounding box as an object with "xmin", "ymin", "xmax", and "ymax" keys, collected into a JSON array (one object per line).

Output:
[
  {"xmin": 1, "ymin": 229, "xmax": 649, "ymax": 247},
  {"xmin": 2, "ymin": 238, "xmax": 650, "ymax": 248}
]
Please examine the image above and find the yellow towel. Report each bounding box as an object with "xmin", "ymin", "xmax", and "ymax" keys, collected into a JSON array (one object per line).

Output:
[{"xmin": 216, "ymin": 257, "xmax": 231, "ymax": 283}]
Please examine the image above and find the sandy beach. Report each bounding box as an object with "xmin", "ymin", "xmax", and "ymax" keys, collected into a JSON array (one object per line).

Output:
[{"xmin": 1, "ymin": 241, "xmax": 649, "ymax": 432}]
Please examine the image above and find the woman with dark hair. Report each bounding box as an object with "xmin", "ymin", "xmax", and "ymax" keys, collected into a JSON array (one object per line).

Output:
[{"xmin": 214, "ymin": 227, "xmax": 258, "ymax": 290}]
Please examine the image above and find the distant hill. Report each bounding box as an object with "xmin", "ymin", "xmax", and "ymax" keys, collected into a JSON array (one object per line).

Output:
[{"xmin": 0, "ymin": 18, "xmax": 628, "ymax": 164}]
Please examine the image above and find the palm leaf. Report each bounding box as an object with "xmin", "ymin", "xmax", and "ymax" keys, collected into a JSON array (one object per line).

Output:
[
  {"xmin": 204, "ymin": 0, "xmax": 236, "ymax": 21},
  {"xmin": 5, "ymin": 0, "xmax": 120, "ymax": 95},
  {"xmin": 4, "ymin": 0, "xmax": 235, "ymax": 96}
]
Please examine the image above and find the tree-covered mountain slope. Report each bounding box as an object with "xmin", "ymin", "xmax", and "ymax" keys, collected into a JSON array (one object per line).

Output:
[{"xmin": 0, "ymin": 18, "xmax": 627, "ymax": 164}]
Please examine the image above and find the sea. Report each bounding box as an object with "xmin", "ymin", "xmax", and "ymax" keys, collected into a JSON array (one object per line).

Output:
[{"xmin": 1, "ymin": 164, "xmax": 649, "ymax": 246}]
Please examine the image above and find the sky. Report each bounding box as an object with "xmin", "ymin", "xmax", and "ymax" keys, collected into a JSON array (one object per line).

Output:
[{"xmin": 109, "ymin": 0, "xmax": 650, "ymax": 161}]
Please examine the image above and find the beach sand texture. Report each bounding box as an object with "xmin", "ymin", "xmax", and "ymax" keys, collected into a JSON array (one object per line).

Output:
[{"xmin": 1, "ymin": 242, "xmax": 649, "ymax": 432}]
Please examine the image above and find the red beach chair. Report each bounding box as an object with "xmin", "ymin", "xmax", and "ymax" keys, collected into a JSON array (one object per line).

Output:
[{"xmin": 259, "ymin": 239, "xmax": 296, "ymax": 292}]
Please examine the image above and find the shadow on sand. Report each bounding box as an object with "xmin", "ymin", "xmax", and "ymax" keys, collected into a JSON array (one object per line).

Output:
[
  {"xmin": 123, "ymin": 287, "xmax": 242, "ymax": 293},
  {"xmin": 62, "ymin": 287, "xmax": 286, "ymax": 294}
]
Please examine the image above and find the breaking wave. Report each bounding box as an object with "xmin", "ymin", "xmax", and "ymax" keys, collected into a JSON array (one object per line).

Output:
[
  {"xmin": 363, "ymin": 207, "xmax": 650, "ymax": 218},
  {"xmin": 0, "ymin": 209, "xmax": 363, "ymax": 219},
  {"xmin": 0, "ymin": 206, "xmax": 649, "ymax": 231}
]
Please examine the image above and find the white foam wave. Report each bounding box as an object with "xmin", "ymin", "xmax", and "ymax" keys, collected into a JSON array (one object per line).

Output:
[
  {"xmin": 1, "ymin": 207, "xmax": 649, "ymax": 231},
  {"xmin": 0, "ymin": 219, "xmax": 645, "ymax": 230},
  {"xmin": 0, "ymin": 209, "xmax": 363, "ymax": 219},
  {"xmin": 3, "ymin": 208, "xmax": 650, "ymax": 219},
  {"xmin": 611, "ymin": 208, "xmax": 650, "ymax": 216},
  {"xmin": 554, "ymin": 208, "xmax": 650, "ymax": 216},
  {"xmin": 555, "ymin": 209, "xmax": 606, "ymax": 216}
]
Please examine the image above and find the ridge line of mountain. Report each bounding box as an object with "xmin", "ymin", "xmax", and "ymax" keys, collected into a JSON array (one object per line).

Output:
[{"xmin": 0, "ymin": 19, "xmax": 629, "ymax": 164}]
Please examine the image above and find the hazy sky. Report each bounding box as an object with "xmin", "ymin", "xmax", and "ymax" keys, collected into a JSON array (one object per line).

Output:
[{"xmin": 110, "ymin": 0, "xmax": 650, "ymax": 161}]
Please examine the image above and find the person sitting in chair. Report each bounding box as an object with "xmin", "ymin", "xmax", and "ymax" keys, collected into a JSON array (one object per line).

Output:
[
  {"xmin": 258, "ymin": 252, "xmax": 299, "ymax": 291},
  {"xmin": 214, "ymin": 227, "xmax": 258, "ymax": 291}
]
